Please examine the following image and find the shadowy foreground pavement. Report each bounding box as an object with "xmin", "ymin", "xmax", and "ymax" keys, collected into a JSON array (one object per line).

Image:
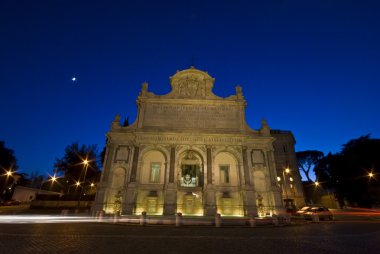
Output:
[{"xmin": 0, "ymin": 220, "xmax": 379, "ymax": 254}]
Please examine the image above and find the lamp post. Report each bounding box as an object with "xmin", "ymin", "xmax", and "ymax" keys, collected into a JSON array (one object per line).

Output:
[{"xmin": 1, "ymin": 170, "xmax": 14, "ymax": 200}]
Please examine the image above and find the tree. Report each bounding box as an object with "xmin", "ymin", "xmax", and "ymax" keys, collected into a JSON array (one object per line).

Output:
[
  {"xmin": 0, "ymin": 141, "xmax": 18, "ymax": 172},
  {"xmin": 296, "ymin": 150, "xmax": 324, "ymax": 182},
  {"xmin": 0, "ymin": 141, "xmax": 18, "ymax": 199},
  {"xmin": 314, "ymin": 135, "xmax": 380, "ymax": 207},
  {"xmin": 54, "ymin": 143, "xmax": 101, "ymax": 194}
]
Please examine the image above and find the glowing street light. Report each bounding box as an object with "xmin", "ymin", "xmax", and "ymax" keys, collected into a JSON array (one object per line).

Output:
[
  {"xmin": 6, "ymin": 170, "xmax": 13, "ymax": 177},
  {"xmin": 76, "ymin": 181, "xmax": 81, "ymax": 187},
  {"xmin": 90, "ymin": 183, "xmax": 95, "ymax": 187},
  {"xmin": 315, "ymin": 181, "xmax": 319, "ymax": 187},
  {"xmin": 368, "ymin": 172, "xmax": 374, "ymax": 178},
  {"xmin": 50, "ymin": 175, "xmax": 57, "ymax": 182}
]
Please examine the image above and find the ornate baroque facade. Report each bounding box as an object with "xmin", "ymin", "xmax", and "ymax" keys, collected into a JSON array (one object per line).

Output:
[{"xmin": 93, "ymin": 67, "xmax": 304, "ymax": 217}]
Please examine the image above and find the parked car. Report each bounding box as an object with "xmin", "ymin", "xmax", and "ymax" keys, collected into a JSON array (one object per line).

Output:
[
  {"xmin": 295, "ymin": 206, "xmax": 312, "ymax": 217},
  {"xmin": 297, "ymin": 206, "xmax": 333, "ymax": 220}
]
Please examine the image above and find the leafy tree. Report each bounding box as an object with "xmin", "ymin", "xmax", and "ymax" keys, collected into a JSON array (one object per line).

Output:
[
  {"xmin": 314, "ymin": 135, "xmax": 380, "ymax": 207},
  {"xmin": 0, "ymin": 141, "xmax": 18, "ymax": 172},
  {"xmin": 0, "ymin": 141, "xmax": 18, "ymax": 199},
  {"xmin": 54, "ymin": 142, "xmax": 101, "ymax": 194},
  {"xmin": 296, "ymin": 150, "xmax": 324, "ymax": 182}
]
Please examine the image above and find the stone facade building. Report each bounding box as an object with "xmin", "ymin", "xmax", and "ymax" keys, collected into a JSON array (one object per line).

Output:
[{"xmin": 93, "ymin": 67, "xmax": 304, "ymax": 217}]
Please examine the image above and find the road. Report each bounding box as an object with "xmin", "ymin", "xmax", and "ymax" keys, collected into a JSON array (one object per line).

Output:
[{"xmin": 0, "ymin": 221, "xmax": 379, "ymax": 254}]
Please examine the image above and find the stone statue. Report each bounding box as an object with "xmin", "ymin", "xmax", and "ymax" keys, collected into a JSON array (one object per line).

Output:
[
  {"xmin": 141, "ymin": 82, "xmax": 148, "ymax": 96},
  {"xmin": 236, "ymin": 85, "xmax": 243, "ymax": 99},
  {"xmin": 111, "ymin": 114, "xmax": 121, "ymax": 129},
  {"xmin": 260, "ymin": 118, "xmax": 270, "ymax": 136}
]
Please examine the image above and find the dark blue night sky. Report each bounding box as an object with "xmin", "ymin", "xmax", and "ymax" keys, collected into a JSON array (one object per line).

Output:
[{"xmin": 1, "ymin": 0, "xmax": 379, "ymax": 180}]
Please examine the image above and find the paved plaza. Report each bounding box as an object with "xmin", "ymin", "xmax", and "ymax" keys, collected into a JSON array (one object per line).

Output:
[{"xmin": 0, "ymin": 220, "xmax": 379, "ymax": 254}]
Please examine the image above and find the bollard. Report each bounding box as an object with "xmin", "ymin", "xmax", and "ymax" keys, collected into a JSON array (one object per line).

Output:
[
  {"xmin": 175, "ymin": 213, "xmax": 182, "ymax": 227},
  {"xmin": 98, "ymin": 210, "xmax": 104, "ymax": 221},
  {"xmin": 61, "ymin": 209, "xmax": 68, "ymax": 216},
  {"xmin": 215, "ymin": 213, "xmax": 222, "ymax": 228},
  {"xmin": 140, "ymin": 211, "xmax": 147, "ymax": 226},
  {"xmin": 113, "ymin": 211, "xmax": 120, "ymax": 224},
  {"xmin": 272, "ymin": 215, "xmax": 279, "ymax": 226},
  {"xmin": 249, "ymin": 217, "xmax": 256, "ymax": 227}
]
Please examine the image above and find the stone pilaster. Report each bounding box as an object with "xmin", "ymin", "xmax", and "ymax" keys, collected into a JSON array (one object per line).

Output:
[
  {"xmin": 122, "ymin": 183, "xmax": 137, "ymax": 215},
  {"xmin": 129, "ymin": 146, "xmax": 140, "ymax": 182},
  {"xmin": 169, "ymin": 147, "xmax": 175, "ymax": 183},
  {"xmin": 163, "ymin": 183, "xmax": 177, "ymax": 215},
  {"xmin": 207, "ymin": 147, "xmax": 212, "ymax": 184},
  {"xmin": 101, "ymin": 143, "xmax": 116, "ymax": 183},
  {"xmin": 266, "ymin": 150, "xmax": 285, "ymax": 215},
  {"xmin": 242, "ymin": 147, "xmax": 251, "ymax": 185},
  {"xmin": 204, "ymin": 146, "xmax": 216, "ymax": 216}
]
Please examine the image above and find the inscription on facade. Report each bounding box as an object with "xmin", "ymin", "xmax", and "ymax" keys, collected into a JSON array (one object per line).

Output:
[
  {"xmin": 144, "ymin": 104, "xmax": 239, "ymax": 129},
  {"xmin": 136, "ymin": 135, "xmax": 245, "ymax": 144}
]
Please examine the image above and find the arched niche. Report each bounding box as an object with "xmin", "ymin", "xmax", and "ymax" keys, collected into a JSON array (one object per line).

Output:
[
  {"xmin": 214, "ymin": 152, "xmax": 239, "ymax": 186},
  {"xmin": 178, "ymin": 150, "xmax": 204, "ymax": 188},
  {"xmin": 140, "ymin": 150, "xmax": 166, "ymax": 184}
]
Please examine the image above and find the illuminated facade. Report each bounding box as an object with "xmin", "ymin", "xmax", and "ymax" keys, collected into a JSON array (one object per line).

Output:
[{"xmin": 93, "ymin": 67, "xmax": 304, "ymax": 217}]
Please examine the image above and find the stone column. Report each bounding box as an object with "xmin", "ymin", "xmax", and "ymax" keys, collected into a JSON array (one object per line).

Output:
[
  {"xmin": 92, "ymin": 143, "xmax": 115, "ymax": 213},
  {"xmin": 169, "ymin": 147, "xmax": 175, "ymax": 183},
  {"xmin": 266, "ymin": 149, "xmax": 285, "ymax": 215},
  {"xmin": 122, "ymin": 185, "xmax": 136, "ymax": 215},
  {"xmin": 204, "ymin": 146, "xmax": 216, "ymax": 216},
  {"xmin": 101, "ymin": 143, "xmax": 116, "ymax": 183},
  {"xmin": 242, "ymin": 147, "xmax": 257, "ymax": 217},
  {"xmin": 164, "ymin": 146, "xmax": 177, "ymax": 215},
  {"xmin": 242, "ymin": 147, "xmax": 251, "ymax": 185},
  {"xmin": 122, "ymin": 146, "xmax": 140, "ymax": 215},
  {"xmin": 207, "ymin": 147, "xmax": 212, "ymax": 184},
  {"xmin": 129, "ymin": 146, "xmax": 140, "ymax": 182}
]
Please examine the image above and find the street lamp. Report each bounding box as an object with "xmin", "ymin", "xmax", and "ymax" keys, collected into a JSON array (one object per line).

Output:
[
  {"xmin": 77, "ymin": 159, "xmax": 90, "ymax": 210},
  {"xmin": 50, "ymin": 175, "xmax": 57, "ymax": 183},
  {"xmin": 315, "ymin": 181, "xmax": 319, "ymax": 187},
  {"xmin": 368, "ymin": 172, "xmax": 374, "ymax": 178},
  {"xmin": 1, "ymin": 170, "xmax": 13, "ymax": 200}
]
